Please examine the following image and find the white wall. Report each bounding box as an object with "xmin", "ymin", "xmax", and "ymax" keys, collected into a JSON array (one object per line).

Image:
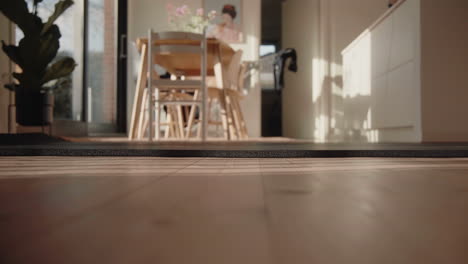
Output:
[
  {"xmin": 282, "ymin": 0, "xmax": 388, "ymax": 140},
  {"xmin": 0, "ymin": 15, "xmax": 13, "ymax": 133},
  {"xmin": 127, "ymin": 0, "xmax": 262, "ymax": 137},
  {"xmin": 282, "ymin": 0, "xmax": 319, "ymax": 139}
]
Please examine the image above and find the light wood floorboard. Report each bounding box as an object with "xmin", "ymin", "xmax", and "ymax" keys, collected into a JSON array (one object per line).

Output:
[{"xmin": 0, "ymin": 157, "xmax": 468, "ymax": 263}]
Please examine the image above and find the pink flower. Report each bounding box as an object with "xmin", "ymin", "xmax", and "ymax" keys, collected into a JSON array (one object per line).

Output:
[
  {"xmin": 175, "ymin": 7, "xmax": 184, "ymax": 16},
  {"xmin": 175, "ymin": 5, "xmax": 189, "ymax": 16},
  {"xmin": 196, "ymin": 8, "xmax": 204, "ymax": 16}
]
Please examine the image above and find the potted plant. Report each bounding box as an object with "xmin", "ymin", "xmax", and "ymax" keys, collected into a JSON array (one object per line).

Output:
[{"xmin": 0, "ymin": 0, "xmax": 76, "ymax": 126}]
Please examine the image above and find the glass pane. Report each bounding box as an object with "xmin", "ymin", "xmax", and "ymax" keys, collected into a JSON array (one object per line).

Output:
[
  {"xmin": 260, "ymin": 45, "xmax": 277, "ymax": 56},
  {"xmin": 86, "ymin": 0, "xmax": 117, "ymax": 125},
  {"xmin": 16, "ymin": 0, "xmax": 84, "ymax": 121}
]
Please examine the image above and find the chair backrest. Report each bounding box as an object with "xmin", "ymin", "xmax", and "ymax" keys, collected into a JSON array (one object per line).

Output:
[
  {"xmin": 150, "ymin": 31, "xmax": 205, "ymax": 55},
  {"xmin": 148, "ymin": 30, "xmax": 208, "ymax": 78}
]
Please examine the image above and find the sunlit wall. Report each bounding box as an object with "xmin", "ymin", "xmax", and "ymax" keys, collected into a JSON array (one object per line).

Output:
[{"xmin": 282, "ymin": 0, "xmax": 387, "ymax": 141}]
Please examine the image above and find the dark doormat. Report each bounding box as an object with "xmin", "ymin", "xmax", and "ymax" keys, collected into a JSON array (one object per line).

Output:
[
  {"xmin": 0, "ymin": 133, "xmax": 67, "ymax": 145},
  {"xmin": 1, "ymin": 135, "xmax": 468, "ymax": 158}
]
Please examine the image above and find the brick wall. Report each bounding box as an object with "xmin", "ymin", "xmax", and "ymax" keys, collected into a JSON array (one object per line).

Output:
[
  {"xmin": 102, "ymin": 0, "xmax": 117, "ymax": 123},
  {"xmin": 0, "ymin": 15, "xmax": 13, "ymax": 133}
]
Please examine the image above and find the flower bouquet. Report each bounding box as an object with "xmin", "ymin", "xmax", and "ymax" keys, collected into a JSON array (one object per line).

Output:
[{"xmin": 166, "ymin": 4, "xmax": 217, "ymax": 34}]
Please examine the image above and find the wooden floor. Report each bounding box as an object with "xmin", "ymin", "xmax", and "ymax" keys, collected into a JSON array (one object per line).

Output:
[{"xmin": 1, "ymin": 157, "xmax": 468, "ymax": 264}]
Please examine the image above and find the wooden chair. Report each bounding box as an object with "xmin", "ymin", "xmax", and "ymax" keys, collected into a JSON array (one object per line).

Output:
[
  {"xmin": 186, "ymin": 49, "xmax": 249, "ymax": 140},
  {"xmin": 146, "ymin": 30, "xmax": 208, "ymax": 141}
]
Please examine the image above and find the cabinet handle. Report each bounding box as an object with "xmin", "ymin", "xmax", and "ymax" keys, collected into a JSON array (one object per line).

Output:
[{"xmin": 119, "ymin": 34, "xmax": 127, "ymax": 59}]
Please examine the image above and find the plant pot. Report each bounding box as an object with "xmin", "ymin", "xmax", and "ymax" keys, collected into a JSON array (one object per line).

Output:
[{"xmin": 15, "ymin": 87, "xmax": 54, "ymax": 126}]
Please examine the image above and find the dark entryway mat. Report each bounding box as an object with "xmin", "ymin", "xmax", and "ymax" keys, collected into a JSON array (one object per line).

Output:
[
  {"xmin": 0, "ymin": 133, "xmax": 67, "ymax": 146},
  {"xmin": 1, "ymin": 137, "xmax": 468, "ymax": 158},
  {"xmin": 2, "ymin": 148, "xmax": 468, "ymax": 158}
]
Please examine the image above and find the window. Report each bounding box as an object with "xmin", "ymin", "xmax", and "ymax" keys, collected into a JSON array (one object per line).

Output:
[{"xmin": 260, "ymin": 45, "xmax": 277, "ymax": 57}]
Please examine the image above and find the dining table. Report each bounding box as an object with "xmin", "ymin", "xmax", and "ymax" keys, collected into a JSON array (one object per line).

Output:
[{"xmin": 128, "ymin": 36, "xmax": 236, "ymax": 140}]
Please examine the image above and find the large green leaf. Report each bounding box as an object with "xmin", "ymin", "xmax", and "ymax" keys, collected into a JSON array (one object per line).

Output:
[
  {"xmin": 37, "ymin": 25, "xmax": 61, "ymax": 71},
  {"xmin": 12, "ymin": 72, "xmax": 23, "ymax": 82},
  {"xmin": 41, "ymin": 57, "xmax": 77, "ymax": 85},
  {"xmin": 4, "ymin": 84, "xmax": 16, "ymax": 92},
  {"xmin": 1, "ymin": 0, "xmax": 76, "ymax": 92},
  {"xmin": 41, "ymin": 0, "xmax": 74, "ymax": 35},
  {"xmin": 17, "ymin": 35, "xmax": 42, "ymax": 74},
  {"xmin": 1, "ymin": 41, "xmax": 23, "ymax": 67},
  {"xmin": 16, "ymin": 25, "xmax": 61, "ymax": 81},
  {"xmin": 13, "ymin": 71, "xmax": 42, "ymax": 92},
  {"xmin": 0, "ymin": 1, "xmax": 43, "ymax": 35}
]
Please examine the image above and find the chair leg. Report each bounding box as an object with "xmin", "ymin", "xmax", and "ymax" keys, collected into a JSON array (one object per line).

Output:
[
  {"xmin": 141, "ymin": 111, "xmax": 149, "ymax": 140},
  {"xmin": 206, "ymin": 97, "xmax": 213, "ymax": 138},
  {"xmin": 236, "ymin": 99, "xmax": 249, "ymax": 139},
  {"xmin": 217, "ymin": 93, "xmax": 230, "ymax": 140},
  {"xmin": 169, "ymin": 106, "xmax": 177, "ymax": 138},
  {"xmin": 168, "ymin": 105, "xmax": 179, "ymax": 139},
  {"xmin": 184, "ymin": 106, "xmax": 190, "ymax": 125},
  {"xmin": 137, "ymin": 89, "xmax": 148, "ymax": 140},
  {"xmin": 207, "ymin": 97, "xmax": 212, "ymax": 123},
  {"xmin": 196, "ymin": 113, "xmax": 202, "ymax": 139},
  {"xmin": 154, "ymin": 102, "xmax": 161, "ymax": 140},
  {"xmin": 230, "ymin": 96, "xmax": 243, "ymax": 140},
  {"xmin": 164, "ymin": 107, "xmax": 172, "ymax": 139},
  {"xmin": 175, "ymin": 106, "xmax": 182, "ymax": 139},
  {"xmin": 185, "ymin": 90, "xmax": 200, "ymax": 139},
  {"xmin": 176, "ymin": 105, "xmax": 185, "ymax": 139},
  {"xmin": 215, "ymin": 98, "xmax": 224, "ymax": 137},
  {"xmin": 224, "ymin": 94, "xmax": 237, "ymax": 140},
  {"xmin": 230, "ymin": 96, "xmax": 248, "ymax": 139}
]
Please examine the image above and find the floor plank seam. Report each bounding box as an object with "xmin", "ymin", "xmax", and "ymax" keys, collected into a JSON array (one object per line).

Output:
[{"xmin": 6, "ymin": 158, "xmax": 205, "ymax": 251}]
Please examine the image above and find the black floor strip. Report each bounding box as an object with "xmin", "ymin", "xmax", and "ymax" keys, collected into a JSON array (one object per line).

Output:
[
  {"xmin": 2, "ymin": 134, "xmax": 468, "ymax": 158},
  {"xmin": 1, "ymin": 147, "xmax": 468, "ymax": 158}
]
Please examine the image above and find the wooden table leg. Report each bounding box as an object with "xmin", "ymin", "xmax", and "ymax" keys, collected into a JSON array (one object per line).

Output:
[{"xmin": 129, "ymin": 44, "xmax": 148, "ymax": 140}]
